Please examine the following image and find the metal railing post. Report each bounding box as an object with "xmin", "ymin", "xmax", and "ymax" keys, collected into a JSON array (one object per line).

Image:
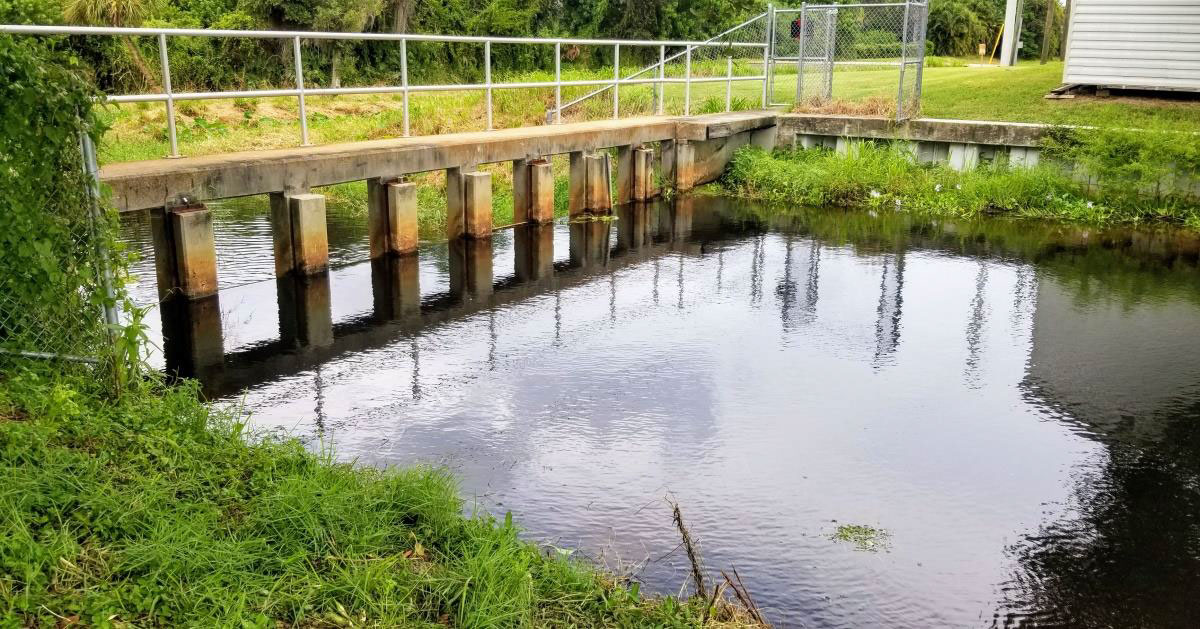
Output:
[
  {"xmin": 485, "ymin": 40, "xmax": 493, "ymax": 130},
  {"xmin": 401, "ymin": 38, "xmax": 409, "ymax": 136},
  {"xmin": 684, "ymin": 46, "xmax": 692, "ymax": 116},
  {"xmin": 612, "ymin": 43, "xmax": 619, "ymax": 119},
  {"xmin": 79, "ymin": 129, "xmax": 118, "ymax": 329},
  {"xmin": 656, "ymin": 44, "xmax": 665, "ymax": 115},
  {"xmin": 293, "ymin": 36, "xmax": 309, "ymax": 146},
  {"xmin": 896, "ymin": 0, "xmax": 911, "ymax": 121},
  {"xmin": 796, "ymin": 3, "xmax": 808, "ymax": 104},
  {"xmin": 554, "ymin": 42, "xmax": 562, "ymax": 123},
  {"xmin": 765, "ymin": 4, "xmax": 774, "ymax": 107},
  {"xmin": 157, "ymin": 33, "xmax": 179, "ymax": 158},
  {"xmin": 726, "ymin": 56, "xmax": 733, "ymax": 112}
]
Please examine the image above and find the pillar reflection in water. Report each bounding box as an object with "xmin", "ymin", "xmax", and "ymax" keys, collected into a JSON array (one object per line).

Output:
[
  {"xmin": 277, "ymin": 271, "xmax": 333, "ymax": 349},
  {"xmin": 568, "ymin": 220, "xmax": 611, "ymax": 269},
  {"xmin": 370, "ymin": 254, "xmax": 421, "ymax": 322},
  {"xmin": 615, "ymin": 202, "xmax": 651, "ymax": 252},
  {"xmin": 873, "ymin": 251, "xmax": 905, "ymax": 366},
  {"xmin": 161, "ymin": 293, "xmax": 224, "ymax": 381},
  {"xmin": 449, "ymin": 238, "xmax": 494, "ymax": 300},
  {"xmin": 513, "ymin": 224, "xmax": 555, "ymax": 283}
]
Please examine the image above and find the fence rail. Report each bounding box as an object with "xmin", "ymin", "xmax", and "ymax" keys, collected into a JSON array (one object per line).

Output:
[{"xmin": 1, "ymin": 23, "xmax": 771, "ymax": 158}]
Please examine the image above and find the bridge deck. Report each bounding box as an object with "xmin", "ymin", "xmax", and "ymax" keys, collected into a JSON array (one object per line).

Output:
[{"xmin": 101, "ymin": 112, "xmax": 776, "ymax": 212}]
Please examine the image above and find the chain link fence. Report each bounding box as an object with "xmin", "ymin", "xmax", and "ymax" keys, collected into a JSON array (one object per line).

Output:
[
  {"xmin": 768, "ymin": 1, "xmax": 928, "ymax": 120},
  {"xmin": 0, "ymin": 130, "xmax": 118, "ymax": 366}
]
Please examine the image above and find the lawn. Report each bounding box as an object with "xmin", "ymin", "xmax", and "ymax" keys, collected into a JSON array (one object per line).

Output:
[{"xmin": 97, "ymin": 60, "xmax": 1200, "ymax": 166}]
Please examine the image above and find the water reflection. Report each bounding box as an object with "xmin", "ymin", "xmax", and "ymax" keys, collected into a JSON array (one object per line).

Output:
[{"xmin": 118, "ymin": 196, "xmax": 1200, "ymax": 627}]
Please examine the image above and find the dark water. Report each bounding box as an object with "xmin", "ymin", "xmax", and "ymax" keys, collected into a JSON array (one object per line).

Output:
[{"xmin": 120, "ymin": 196, "xmax": 1200, "ymax": 628}]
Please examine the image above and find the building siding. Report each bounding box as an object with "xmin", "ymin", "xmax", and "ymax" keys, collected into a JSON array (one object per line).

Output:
[{"xmin": 1063, "ymin": 0, "xmax": 1200, "ymax": 91}]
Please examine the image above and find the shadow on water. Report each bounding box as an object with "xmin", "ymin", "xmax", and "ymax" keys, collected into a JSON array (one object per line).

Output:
[{"xmin": 120, "ymin": 196, "xmax": 1200, "ymax": 628}]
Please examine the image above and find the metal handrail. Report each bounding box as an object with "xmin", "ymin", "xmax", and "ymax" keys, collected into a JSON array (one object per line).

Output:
[{"xmin": 2, "ymin": 23, "xmax": 770, "ymax": 157}]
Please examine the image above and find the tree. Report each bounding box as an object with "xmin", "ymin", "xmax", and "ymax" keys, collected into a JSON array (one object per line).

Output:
[
  {"xmin": 63, "ymin": 0, "xmax": 160, "ymax": 87},
  {"xmin": 240, "ymin": 0, "xmax": 386, "ymax": 87}
]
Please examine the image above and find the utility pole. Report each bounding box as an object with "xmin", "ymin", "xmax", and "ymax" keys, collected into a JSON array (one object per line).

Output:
[
  {"xmin": 999, "ymin": 0, "xmax": 1022, "ymax": 66},
  {"xmin": 1040, "ymin": 0, "xmax": 1054, "ymax": 64}
]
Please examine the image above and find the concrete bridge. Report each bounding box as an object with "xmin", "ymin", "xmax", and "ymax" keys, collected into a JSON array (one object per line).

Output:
[{"xmin": 102, "ymin": 111, "xmax": 777, "ymax": 303}]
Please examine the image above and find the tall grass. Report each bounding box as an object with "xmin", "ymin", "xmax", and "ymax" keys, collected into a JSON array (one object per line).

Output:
[
  {"xmin": 722, "ymin": 142, "xmax": 1200, "ymax": 228},
  {"xmin": 0, "ymin": 368, "xmax": 759, "ymax": 626}
]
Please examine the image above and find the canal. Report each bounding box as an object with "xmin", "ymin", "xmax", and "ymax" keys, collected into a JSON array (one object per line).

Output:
[{"xmin": 120, "ymin": 196, "xmax": 1200, "ymax": 627}]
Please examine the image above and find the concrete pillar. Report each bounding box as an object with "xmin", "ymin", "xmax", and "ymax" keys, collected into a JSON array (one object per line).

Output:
[
  {"xmin": 270, "ymin": 192, "xmax": 328, "ymax": 276},
  {"xmin": 150, "ymin": 209, "xmax": 177, "ymax": 301},
  {"xmin": 463, "ymin": 171, "xmax": 492, "ymax": 239},
  {"xmin": 515, "ymin": 158, "xmax": 554, "ymax": 224},
  {"xmin": 169, "ymin": 203, "xmax": 218, "ymax": 299},
  {"xmin": 368, "ymin": 178, "xmax": 419, "ymax": 257},
  {"xmin": 633, "ymin": 147, "xmax": 654, "ymax": 201},
  {"xmin": 269, "ymin": 192, "xmax": 295, "ymax": 277},
  {"xmin": 370, "ymin": 254, "xmax": 420, "ymax": 321},
  {"xmin": 289, "ymin": 193, "xmax": 328, "ymax": 275},
  {"xmin": 674, "ymin": 141, "xmax": 695, "ymax": 191},
  {"xmin": 661, "ymin": 139, "xmax": 676, "ymax": 187},
  {"xmin": 277, "ymin": 272, "xmax": 333, "ymax": 349},
  {"xmin": 568, "ymin": 151, "xmax": 587, "ymax": 217},
  {"xmin": 160, "ymin": 293, "xmax": 224, "ymax": 379},
  {"xmin": 585, "ymin": 153, "xmax": 613, "ymax": 212},
  {"xmin": 948, "ymin": 143, "xmax": 980, "ymax": 171},
  {"xmin": 449, "ymin": 238, "xmax": 493, "ymax": 299},
  {"xmin": 529, "ymin": 159, "xmax": 555, "ymax": 223},
  {"xmin": 616, "ymin": 145, "xmax": 635, "ymax": 205},
  {"xmin": 835, "ymin": 137, "xmax": 851, "ymax": 156},
  {"xmin": 512, "ymin": 158, "xmax": 532, "ymax": 224},
  {"xmin": 514, "ymin": 223, "xmax": 555, "ymax": 282},
  {"xmin": 446, "ymin": 166, "xmax": 475, "ymax": 240},
  {"xmin": 1010, "ymin": 146, "xmax": 1041, "ymax": 168}
]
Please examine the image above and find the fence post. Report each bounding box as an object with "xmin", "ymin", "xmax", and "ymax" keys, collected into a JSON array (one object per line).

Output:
[
  {"xmin": 401, "ymin": 38, "xmax": 410, "ymax": 137},
  {"xmin": 157, "ymin": 34, "xmax": 180, "ymax": 158},
  {"xmin": 726, "ymin": 56, "xmax": 733, "ymax": 112},
  {"xmin": 913, "ymin": 1, "xmax": 927, "ymax": 116},
  {"xmin": 485, "ymin": 40, "xmax": 493, "ymax": 130},
  {"xmin": 896, "ymin": 0, "xmax": 912, "ymax": 121},
  {"xmin": 554, "ymin": 42, "xmax": 562, "ymax": 123},
  {"xmin": 613, "ymin": 43, "xmax": 620, "ymax": 120},
  {"xmin": 684, "ymin": 46, "xmax": 692, "ymax": 116},
  {"xmin": 764, "ymin": 3, "xmax": 773, "ymax": 108},
  {"xmin": 657, "ymin": 45, "xmax": 665, "ymax": 115},
  {"xmin": 293, "ymin": 36, "xmax": 310, "ymax": 146},
  {"xmin": 823, "ymin": 9, "xmax": 835, "ymax": 101},
  {"xmin": 80, "ymin": 131, "xmax": 118, "ymax": 329},
  {"xmin": 796, "ymin": 2, "xmax": 808, "ymax": 104}
]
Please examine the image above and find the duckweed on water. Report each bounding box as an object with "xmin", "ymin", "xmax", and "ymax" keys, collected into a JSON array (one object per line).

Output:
[{"xmin": 830, "ymin": 524, "xmax": 891, "ymax": 553}]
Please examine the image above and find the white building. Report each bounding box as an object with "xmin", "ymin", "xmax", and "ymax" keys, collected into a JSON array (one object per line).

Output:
[{"xmin": 1061, "ymin": 0, "xmax": 1200, "ymax": 92}]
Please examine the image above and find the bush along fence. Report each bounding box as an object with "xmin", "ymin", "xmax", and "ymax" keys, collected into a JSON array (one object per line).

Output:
[{"xmin": 0, "ymin": 36, "xmax": 136, "ymax": 385}]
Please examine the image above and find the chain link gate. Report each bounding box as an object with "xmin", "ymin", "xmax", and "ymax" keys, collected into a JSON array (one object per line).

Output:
[{"xmin": 766, "ymin": 1, "xmax": 928, "ymax": 121}]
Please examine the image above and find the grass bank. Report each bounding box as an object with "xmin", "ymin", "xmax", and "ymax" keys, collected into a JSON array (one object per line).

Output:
[
  {"xmin": 0, "ymin": 367, "xmax": 760, "ymax": 627},
  {"xmin": 719, "ymin": 143, "xmax": 1200, "ymax": 229}
]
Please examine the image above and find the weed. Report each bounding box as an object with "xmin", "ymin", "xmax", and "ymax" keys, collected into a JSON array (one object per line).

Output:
[{"xmin": 830, "ymin": 524, "xmax": 890, "ymax": 552}]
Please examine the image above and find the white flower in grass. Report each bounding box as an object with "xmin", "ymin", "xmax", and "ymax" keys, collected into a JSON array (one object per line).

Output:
[
  {"xmin": 894, "ymin": 198, "xmax": 903, "ymax": 208},
  {"xmin": 934, "ymin": 184, "xmax": 943, "ymax": 193},
  {"xmin": 870, "ymin": 189, "xmax": 881, "ymax": 198},
  {"xmin": 955, "ymin": 183, "xmax": 962, "ymax": 190},
  {"xmin": 1086, "ymin": 201, "xmax": 1094, "ymax": 209}
]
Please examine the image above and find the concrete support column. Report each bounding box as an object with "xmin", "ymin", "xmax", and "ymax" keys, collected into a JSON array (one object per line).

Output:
[
  {"xmin": 449, "ymin": 238, "xmax": 493, "ymax": 300},
  {"xmin": 162, "ymin": 203, "xmax": 219, "ymax": 299},
  {"xmin": 463, "ymin": 171, "xmax": 493, "ymax": 239},
  {"xmin": 948, "ymin": 143, "xmax": 981, "ymax": 171},
  {"xmin": 674, "ymin": 140, "xmax": 695, "ymax": 192},
  {"xmin": 271, "ymin": 192, "xmax": 329, "ymax": 276},
  {"xmin": 277, "ymin": 272, "xmax": 333, "ymax": 349},
  {"xmin": 616, "ymin": 145, "xmax": 635, "ymax": 205},
  {"xmin": 568, "ymin": 151, "xmax": 587, "ymax": 217},
  {"xmin": 446, "ymin": 165, "xmax": 475, "ymax": 240},
  {"xmin": 633, "ymin": 147, "xmax": 654, "ymax": 201},
  {"xmin": 514, "ymin": 223, "xmax": 555, "ymax": 282},
  {"xmin": 367, "ymin": 178, "xmax": 419, "ymax": 257},
  {"xmin": 529, "ymin": 159, "xmax": 555, "ymax": 223},
  {"xmin": 835, "ymin": 137, "xmax": 851, "ymax": 156},
  {"xmin": 1010, "ymin": 146, "xmax": 1041, "ymax": 168},
  {"xmin": 514, "ymin": 158, "xmax": 554, "ymax": 224},
  {"xmin": 751, "ymin": 126, "xmax": 777, "ymax": 151},
  {"xmin": 585, "ymin": 153, "xmax": 613, "ymax": 212},
  {"xmin": 370, "ymin": 254, "xmax": 421, "ymax": 321}
]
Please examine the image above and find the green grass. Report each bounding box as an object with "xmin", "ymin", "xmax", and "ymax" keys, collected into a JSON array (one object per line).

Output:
[
  {"xmin": 720, "ymin": 142, "xmax": 1200, "ymax": 229},
  {"xmin": 0, "ymin": 367, "xmax": 760, "ymax": 627}
]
